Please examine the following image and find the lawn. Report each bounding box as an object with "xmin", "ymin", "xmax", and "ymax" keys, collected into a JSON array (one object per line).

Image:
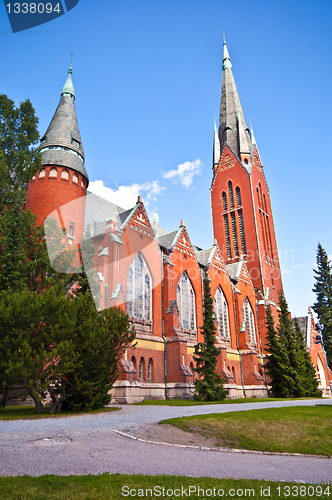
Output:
[
  {"xmin": 161, "ymin": 405, "xmax": 332, "ymax": 456},
  {"xmin": 0, "ymin": 474, "xmax": 331, "ymax": 500},
  {"xmin": 135, "ymin": 396, "xmax": 316, "ymax": 406},
  {"xmin": 0, "ymin": 405, "xmax": 120, "ymax": 420}
]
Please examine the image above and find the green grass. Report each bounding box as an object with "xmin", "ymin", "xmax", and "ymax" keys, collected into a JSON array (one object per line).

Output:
[
  {"xmin": 161, "ymin": 405, "xmax": 332, "ymax": 456},
  {"xmin": 0, "ymin": 474, "xmax": 331, "ymax": 500},
  {"xmin": 135, "ymin": 396, "xmax": 316, "ymax": 406},
  {"xmin": 0, "ymin": 405, "xmax": 120, "ymax": 420}
]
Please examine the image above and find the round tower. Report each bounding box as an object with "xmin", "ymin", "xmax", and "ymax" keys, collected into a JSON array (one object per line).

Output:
[{"xmin": 25, "ymin": 61, "xmax": 89, "ymax": 230}]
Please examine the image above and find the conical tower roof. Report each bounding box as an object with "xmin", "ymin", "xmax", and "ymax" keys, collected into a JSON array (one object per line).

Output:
[
  {"xmin": 218, "ymin": 38, "xmax": 251, "ymax": 159},
  {"xmin": 40, "ymin": 61, "xmax": 88, "ymax": 182}
]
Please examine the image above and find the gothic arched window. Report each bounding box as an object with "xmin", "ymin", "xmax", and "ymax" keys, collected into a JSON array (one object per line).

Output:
[
  {"xmin": 242, "ymin": 298, "xmax": 256, "ymax": 344},
  {"xmin": 176, "ymin": 272, "xmax": 195, "ymax": 330},
  {"xmin": 214, "ymin": 286, "xmax": 230, "ymax": 338},
  {"xmin": 49, "ymin": 167, "xmax": 57, "ymax": 178},
  {"xmin": 126, "ymin": 254, "xmax": 152, "ymax": 321}
]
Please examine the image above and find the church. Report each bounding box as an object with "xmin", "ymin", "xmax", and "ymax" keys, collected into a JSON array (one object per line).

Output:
[{"xmin": 25, "ymin": 40, "xmax": 331, "ymax": 401}]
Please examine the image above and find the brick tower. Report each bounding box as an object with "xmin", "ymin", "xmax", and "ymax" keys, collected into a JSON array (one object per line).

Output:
[
  {"xmin": 25, "ymin": 61, "xmax": 88, "ymax": 253},
  {"xmin": 211, "ymin": 38, "xmax": 284, "ymax": 347}
]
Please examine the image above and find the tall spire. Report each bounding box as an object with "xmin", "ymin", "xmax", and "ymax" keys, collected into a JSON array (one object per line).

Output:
[
  {"xmin": 218, "ymin": 38, "xmax": 251, "ymax": 159},
  {"xmin": 61, "ymin": 53, "xmax": 75, "ymax": 100},
  {"xmin": 39, "ymin": 59, "xmax": 88, "ymax": 183},
  {"xmin": 222, "ymin": 34, "xmax": 232, "ymax": 70}
]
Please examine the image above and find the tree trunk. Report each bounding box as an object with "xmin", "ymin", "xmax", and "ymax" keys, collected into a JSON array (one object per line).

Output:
[{"xmin": 29, "ymin": 392, "xmax": 44, "ymax": 413}]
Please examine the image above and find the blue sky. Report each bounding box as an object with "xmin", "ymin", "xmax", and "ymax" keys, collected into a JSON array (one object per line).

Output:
[{"xmin": 1, "ymin": 0, "xmax": 332, "ymax": 317}]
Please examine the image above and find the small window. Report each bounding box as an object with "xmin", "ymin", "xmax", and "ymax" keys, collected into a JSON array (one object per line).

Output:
[
  {"xmin": 148, "ymin": 358, "xmax": 153, "ymax": 380},
  {"xmin": 236, "ymin": 186, "xmax": 242, "ymax": 206},
  {"xmin": 39, "ymin": 169, "xmax": 46, "ymax": 178},
  {"xmin": 131, "ymin": 356, "xmax": 137, "ymax": 371},
  {"xmin": 73, "ymin": 173, "xmax": 79, "ymax": 183},
  {"xmin": 139, "ymin": 358, "xmax": 145, "ymax": 380},
  {"xmin": 61, "ymin": 169, "xmax": 69, "ymax": 180},
  {"xmin": 222, "ymin": 191, "xmax": 227, "ymax": 211},
  {"xmin": 68, "ymin": 223, "xmax": 74, "ymax": 238},
  {"xmin": 81, "ymin": 179, "xmax": 85, "ymax": 188},
  {"xmin": 49, "ymin": 167, "xmax": 57, "ymax": 178}
]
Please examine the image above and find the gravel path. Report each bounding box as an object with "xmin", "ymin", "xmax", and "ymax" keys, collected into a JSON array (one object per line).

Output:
[{"xmin": 0, "ymin": 399, "xmax": 331, "ymax": 482}]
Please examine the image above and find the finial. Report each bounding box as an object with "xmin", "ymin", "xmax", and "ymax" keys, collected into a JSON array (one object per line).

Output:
[
  {"xmin": 214, "ymin": 238, "xmax": 218, "ymax": 246},
  {"xmin": 61, "ymin": 53, "xmax": 75, "ymax": 100},
  {"xmin": 180, "ymin": 219, "xmax": 185, "ymax": 227},
  {"xmin": 222, "ymin": 33, "xmax": 232, "ymax": 71},
  {"xmin": 153, "ymin": 198, "xmax": 160, "ymax": 226},
  {"xmin": 137, "ymin": 194, "xmax": 143, "ymax": 203},
  {"xmin": 69, "ymin": 51, "xmax": 73, "ymax": 73}
]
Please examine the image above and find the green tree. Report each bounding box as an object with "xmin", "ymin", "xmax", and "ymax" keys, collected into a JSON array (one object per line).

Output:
[
  {"xmin": 0, "ymin": 94, "xmax": 41, "ymax": 210},
  {"xmin": 0, "ymin": 286, "xmax": 135, "ymax": 412},
  {"xmin": 265, "ymin": 295, "xmax": 321, "ymax": 398},
  {"xmin": 193, "ymin": 274, "xmax": 228, "ymax": 401},
  {"xmin": 312, "ymin": 243, "xmax": 332, "ymax": 367},
  {"xmin": 293, "ymin": 319, "xmax": 321, "ymax": 397},
  {"xmin": 265, "ymin": 305, "xmax": 293, "ymax": 397}
]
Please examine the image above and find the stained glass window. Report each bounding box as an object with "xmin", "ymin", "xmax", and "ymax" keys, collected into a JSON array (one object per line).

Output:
[
  {"xmin": 214, "ymin": 287, "xmax": 229, "ymax": 338},
  {"xmin": 126, "ymin": 254, "xmax": 151, "ymax": 321},
  {"xmin": 177, "ymin": 273, "xmax": 195, "ymax": 330}
]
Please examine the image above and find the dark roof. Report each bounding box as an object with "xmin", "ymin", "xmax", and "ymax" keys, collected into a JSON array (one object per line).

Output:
[
  {"xmin": 226, "ymin": 260, "xmax": 243, "ymax": 282},
  {"xmin": 118, "ymin": 206, "xmax": 137, "ymax": 227},
  {"xmin": 40, "ymin": 95, "xmax": 89, "ymax": 181},
  {"xmin": 84, "ymin": 191, "xmax": 124, "ymax": 231},
  {"xmin": 157, "ymin": 230, "xmax": 180, "ymax": 250},
  {"xmin": 195, "ymin": 247, "xmax": 214, "ymax": 267}
]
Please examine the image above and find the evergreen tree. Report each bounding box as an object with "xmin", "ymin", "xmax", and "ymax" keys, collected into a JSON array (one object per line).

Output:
[
  {"xmin": 265, "ymin": 295, "xmax": 322, "ymax": 398},
  {"xmin": 0, "ymin": 94, "xmax": 41, "ymax": 210},
  {"xmin": 293, "ymin": 319, "xmax": 321, "ymax": 397},
  {"xmin": 265, "ymin": 305, "xmax": 293, "ymax": 397},
  {"xmin": 312, "ymin": 243, "xmax": 332, "ymax": 367},
  {"xmin": 193, "ymin": 274, "xmax": 228, "ymax": 401},
  {"xmin": 0, "ymin": 286, "xmax": 135, "ymax": 411}
]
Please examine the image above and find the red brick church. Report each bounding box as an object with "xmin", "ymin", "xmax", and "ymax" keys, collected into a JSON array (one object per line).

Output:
[{"xmin": 25, "ymin": 40, "xmax": 331, "ymax": 401}]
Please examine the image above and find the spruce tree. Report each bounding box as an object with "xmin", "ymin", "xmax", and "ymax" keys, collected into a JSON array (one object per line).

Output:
[
  {"xmin": 265, "ymin": 296, "xmax": 322, "ymax": 398},
  {"xmin": 293, "ymin": 319, "xmax": 321, "ymax": 397},
  {"xmin": 265, "ymin": 305, "xmax": 293, "ymax": 397},
  {"xmin": 193, "ymin": 274, "xmax": 228, "ymax": 401},
  {"xmin": 312, "ymin": 243, "xmax": 332, "ymax": 367}
]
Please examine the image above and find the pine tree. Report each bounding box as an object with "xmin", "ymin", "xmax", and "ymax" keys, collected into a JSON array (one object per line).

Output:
[
  {"xmin": 265, "ymin": 296, "xmax": 322, "ymax": 398},
  {"xmin": 312, "ymin": 243, "xmax": 332, "ymax": 367},
  {"xmin": 193, "ymin": 274, "xmax": 228, "ymax": 401},
  {"xmin": 265, "ymin": 305, "xmax": 293, "ymax": 397},
  {"xmin": 293, "ymin": 319, "xmax": 321, "ymax": 397}
]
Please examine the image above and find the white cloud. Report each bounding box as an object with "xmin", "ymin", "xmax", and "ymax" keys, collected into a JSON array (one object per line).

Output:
[
  {"xmin": 162, "ymin": 159, "xmax": 203, "ymax": 189},
  {"xmin": 88, "ymin": 180, "xmax": 165, "ymax": 210},
  {"xmin": 292, "ymin": 264, "xmax": 307, "ymax": 269},
  {"xmin": 281, "ymin": 269, "xmax": 291, "ymax": 275}
]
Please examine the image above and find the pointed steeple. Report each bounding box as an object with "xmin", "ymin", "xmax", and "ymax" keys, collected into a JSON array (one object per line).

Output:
[
  {"xmin": 219, "ymin": 38, "xmax": 251, "ymax": 159},
  {"xmin": 40, "ymin": 60, "xmax": 88, "ymax": 183},
  {"xmin": 61, "ymin": 53, "xmax": 75, "ymax": 100},
  {"xmin": 213, "ymin": 119, "xmax": 220, "ymax": 167},
  {"xmin": 153, "ymin": 206, "xmax": 160, "ymax": 227}
]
